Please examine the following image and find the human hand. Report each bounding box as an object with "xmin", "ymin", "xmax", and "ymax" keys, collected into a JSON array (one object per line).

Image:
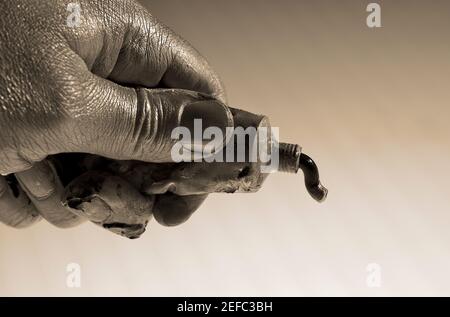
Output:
[{"xmin": 0, "ymin": 0, "xmax": 230, "ymax": 233}]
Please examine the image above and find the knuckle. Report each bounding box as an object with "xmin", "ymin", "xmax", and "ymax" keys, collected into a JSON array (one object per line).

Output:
[{"xmin": 128, "ymin": 89, "xmax": 173, "ymax": 161}]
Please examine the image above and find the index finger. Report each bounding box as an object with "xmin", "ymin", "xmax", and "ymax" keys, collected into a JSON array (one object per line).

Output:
[{"xmin": 70, "ymin": 1, "xmax": 227, "ymax": 102}]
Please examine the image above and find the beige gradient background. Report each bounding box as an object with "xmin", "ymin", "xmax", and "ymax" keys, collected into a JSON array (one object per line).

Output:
[{"xmin": 1, "ymin": 0, "xmax": 450, "ymax": 296}]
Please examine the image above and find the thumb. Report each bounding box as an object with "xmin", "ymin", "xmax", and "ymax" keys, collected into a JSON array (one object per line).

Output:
[{"xmin": 57, "ymin": 75, "xmax": 234, "ymax": 163}]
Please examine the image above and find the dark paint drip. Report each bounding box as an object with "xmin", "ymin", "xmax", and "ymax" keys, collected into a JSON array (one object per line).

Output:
[{"xmin": 298, "ymin": 153, "xmax": 328, "ymax": 203}]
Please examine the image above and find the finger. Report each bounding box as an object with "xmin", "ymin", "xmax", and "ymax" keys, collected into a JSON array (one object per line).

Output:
[
  {"xmin": 15, "ymin": 160, "xmax": 84, "ymax": 228},
  {"xmin": 63, "ymin": 171, "xmax": 154, "ymax": 239},
  {"xmin": 109, "ymin": 14, "xmax": 226, "ymax": 101},
  {"xmin": 0, "ymin": 175, "xmax": 41, "ymax": 228},
  {"xmin": 152, "ymin": 193, "xmax": 208, "ymax": 227},
  {"xmin": 68, "ymin": 1, "xmax": 226, "ymax": 102},
  {"xmin": 55, "ymin": 76, "xmax": 233, "ymax": 163},
  {"xmin": 113, "ymin": 3, "xmax": 226, "ymax": 101}
]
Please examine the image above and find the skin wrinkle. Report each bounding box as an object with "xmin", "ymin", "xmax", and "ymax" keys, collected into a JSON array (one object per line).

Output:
[
  {"xmin": 131, "ymin": 88, "xmax": 151, "ymax": 157},
  {"xmin": 114, "ymin": 21, "xmax": 166, "ymax": 87},
  {"xmin": 150, "ymin": 95, "xmax": 165, "ymax": 159},
  {"xmin": 156, "ymin": 25, "xmax": 175, "ymax": 79},
  {"xmin": 88, "ymin": 6, "xmax": 129, "ymax": 77},
  {"xmin": 92, "ymin": 30, "xmax": 123, "ymax": 77}
]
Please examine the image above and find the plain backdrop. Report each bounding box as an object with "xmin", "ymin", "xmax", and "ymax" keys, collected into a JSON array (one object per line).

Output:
[{"xmin": 1, "ymin": 0, "xmax": 450, "ymax": 296}]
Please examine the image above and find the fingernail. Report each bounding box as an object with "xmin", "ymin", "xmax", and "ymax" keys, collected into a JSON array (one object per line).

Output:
[
  {"xmin": 16, "ymin": 161, "xmax": 56, "ymax": 199},
  {"xmin": 179, "ymin": 100, "xmax": 234, "ymax": 154}
]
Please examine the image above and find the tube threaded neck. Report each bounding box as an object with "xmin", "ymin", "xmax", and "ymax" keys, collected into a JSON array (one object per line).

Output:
[{"xmin": 278, "ymin": 143, "xmax": 301, "ymax": 173}]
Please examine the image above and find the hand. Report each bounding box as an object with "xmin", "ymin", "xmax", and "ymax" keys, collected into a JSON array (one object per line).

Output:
[{"xmin": 0, "ymin": 0, "xmax": 228, "ymax": 232}]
